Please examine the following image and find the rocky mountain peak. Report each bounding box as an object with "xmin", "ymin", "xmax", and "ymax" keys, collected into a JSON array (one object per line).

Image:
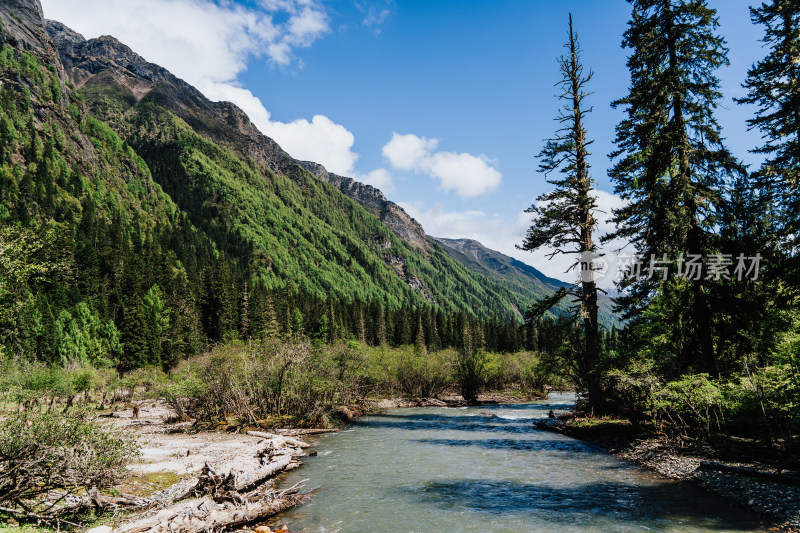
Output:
[{"xmin": 43, "ymin": 19, "xmax": 83, "ymax": 45}]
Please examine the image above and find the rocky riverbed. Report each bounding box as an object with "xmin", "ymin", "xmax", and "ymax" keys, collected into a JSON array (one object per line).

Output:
[
  {"xmin": 80, "ymin": 400, "xmax": 314, "ymax": 533},
  {"xmin": 536, "ymin": 418, "xmax": 800, "ymax": 532}
]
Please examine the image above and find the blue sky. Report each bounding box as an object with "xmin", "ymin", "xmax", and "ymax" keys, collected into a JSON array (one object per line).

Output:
[{"xmin": 41, "ymin": 0, "xmax": 765, "ymax": 284}]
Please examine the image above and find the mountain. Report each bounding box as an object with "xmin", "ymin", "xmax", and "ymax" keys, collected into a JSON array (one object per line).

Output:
[
  {"xmin": 41, "ymin": 17, "xmax": 540, "ymax": 315},
  {"xmin": 433, "ymin": 237, "xmax": 619, "ymax": 326},
  {"xmin": 0, "ymin": 0, "xmax": 616, "ymax": 367},
  {"xmin": 46, "ymin": 20, "xmax": 432, "ymax": 253}
]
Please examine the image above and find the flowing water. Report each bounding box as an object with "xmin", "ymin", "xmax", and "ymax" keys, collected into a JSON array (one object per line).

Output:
[{"xmin": 272, "ymin": 394, "xmax": 767, "ymax": 532}]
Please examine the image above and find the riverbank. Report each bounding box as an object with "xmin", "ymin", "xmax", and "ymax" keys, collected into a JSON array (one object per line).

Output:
[
  {"xmin": 34, "ymin": 391, "xmax": 784, "ymax": 532},
  {"xmin": 536, "ymin": 416, "xmax": 800, "ymax": 532},
  {"xmin": 53, "ymin": 400, "xmax": 309, "ymax": 533}
]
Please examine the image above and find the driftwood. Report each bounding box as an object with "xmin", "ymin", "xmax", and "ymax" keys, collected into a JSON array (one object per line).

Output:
[
  {"xmin": 40, "ymin": 438, "xmax": 307, "ymax": 533},
  {"xmin": 177, "ymin": 455, "xmax": 293, "ymax": 497},
  {"xmin": 699, "ymin": 461, "xmax": 800, "ymax": 486},
  {"xmin": 2, "ymin": 424, "xmax": 309, "ymax": 531},
  {"xmin": 246, "ymin": 430, "xmax": 311, "ymax": 449},
  {"xmin": 273, "ymin": 428, "xmax": 338, "ymax": 436},
  {"xmin": 47, "ymin": 487, "xmax": 146, "ymax": 518},
  {"xmin": 0, "ymin": 505, "xmax": 81, "ymax": 529},
  {"xmin": 112, "ymin": 483, "xmax": 304, "ymax": 533}
]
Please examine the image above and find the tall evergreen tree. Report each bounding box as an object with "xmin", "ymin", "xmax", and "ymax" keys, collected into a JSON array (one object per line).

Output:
[
  {"xmin": 373, "ymin": 302, "xmax": 387, "ymax": 347},
  {"xmin": 354, "ymin": 300, "xmax": 367, "ymax": 344},
  {"xmin": 738, "ymin": 0, "xmax": 800, "ymax": 244},
  {"xmin": 239, "ymin": 282, "xmax": 250, "ymax": 338},
  {"xmin": 414, "ymin": 313, "xmax": 427, "ymax": 355},
  {"xmin": 263, "ymin": 292, "xmax": 280, "ymax": 339},
  {"xmin": 606, "ymin": 0, "xmax": 741, "ymax": 376},
  {"xmin": 141, "ymin": 284, "xmax": 170, "ymax": 366},
  {"xmin": 519, "ymin": 15, "xmax": 603, "ymax": 410}
]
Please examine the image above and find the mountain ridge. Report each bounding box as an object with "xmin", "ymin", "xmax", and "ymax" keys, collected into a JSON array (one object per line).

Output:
[
  {"xmin": 30, "ymin": 11, "xmax": 549, "ymax": 322},
  {"xmin": 45, "ymin": 20, "xmax": 431, "ymax": 254}
]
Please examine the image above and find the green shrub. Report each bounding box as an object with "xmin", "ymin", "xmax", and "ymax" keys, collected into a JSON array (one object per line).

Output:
[
  {"xmin": 454, "ymin": 343, "xmax": 487, "ymax": 405},
  {"xmin": 392, "ymin": 347, "xmax": 451, "ymax": 398},
  {"xmin": 483, "ymin": 351, "xmax": 553, "ymax": 394},
  {"xmin": 654, "ymin": 374, "xmax": 723, "ymax": 436},
  {"xmin": 0, "ymin": 407, "xmax": 138, "ymax": 509},
  {"xmin": 162, "ymin": 339, "xmax": 372, "ymax": 426}
]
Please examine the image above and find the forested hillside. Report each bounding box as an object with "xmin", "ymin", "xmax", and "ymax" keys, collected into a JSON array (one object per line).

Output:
[{"xmin": 0, "ymin": 0, "xmax": 572, "ymax": 370}]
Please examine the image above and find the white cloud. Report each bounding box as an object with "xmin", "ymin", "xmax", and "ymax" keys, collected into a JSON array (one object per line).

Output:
[
  {"xmin": 356, "ymin": 0, "xmax": 394, "ymax": 35},
  {"xmin": 265, "ymin": 115, "xmax": 358, "ymax": 175},
  {"xmin": 356, "ymin": 168, "xmax": 395, "ymax": 193},
  {"xmin": 401, "ymin": 189, "xmax": 629, "ymax": 289},
  {"xmin": 40, "ymin": 0, "xmax": 362, "ymax": 176},
  {"xmin": 383, "ymin": 133, "xmax": 501, "ymax": 197},
  {"xmin": 382, "ymin": 133, "xmax": 437, "ymax": 171}
]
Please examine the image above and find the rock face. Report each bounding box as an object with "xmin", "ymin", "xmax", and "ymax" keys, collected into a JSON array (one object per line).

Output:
[
  {"xmin": 0, "ymin": 0, "xmax": 97, "ymax": 161},
  {"xmin": 0, "ymin": 0, "xmax": 50, "ymax": 54},
  {"xmin": 46, "ymin": 20, "xmax": 430, "ymax": 252}
]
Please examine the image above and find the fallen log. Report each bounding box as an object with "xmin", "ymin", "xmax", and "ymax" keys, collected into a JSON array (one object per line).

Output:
[
  {"xmin": 273, "ymin": 428, "xmax": 338, "ymax": 436},
  {"xmin": 233, "ymin": 455, "xmax": 292, "ymax": 491},
  {"xmin": 5, "ymin": 432, "xmax": 308, "ymax": 531},
  {"xmin": 247, "ymin": 430, "xmax": 311, "ymax": 449},
  {"xmin": 112, "ymin": 484, "xmax": 305, "ymax": 533},
  {"xmin": 105, "ymin": 439, "xmax": 307, "ymax": 532},
  {"xmin": 699, "ymin": 461, "xmax": 800, "ymax": 486}
]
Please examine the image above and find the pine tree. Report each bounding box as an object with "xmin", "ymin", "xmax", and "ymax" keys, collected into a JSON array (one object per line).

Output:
[
  {"xmin": 140, "ymin": 284, "xmax": 170, "ymax": 366},
  {"xmin": 247, "ymin": 282, "xmax": 267, "ymax": 337},
  {"xmin": 414, "ymin": 313, "xmax": 427, "ymax": 355},
  {"xmin": 291, "ymin": 307, "xmax": 304, "ymax": 336},
  {"xmin": 355, "ymin": 300, "xmax": 367, "ymax": 344},
  {"xmin": 395, "ymin": 304, "xmax": 412, "ymax": 345},
  {"xmin": 264, "ymin": 292, "xmax": 280, "ymax": 339},
  {"xmin": 738, "ymin": 0, "xmax": 800, "ymax": 243},
  {"xmin": 239, "ymin": 282, "xmax": 250, "ymax": 338},
  {"xmin": 606, "ymin": 0, "xmax": 741, "ymax": 376},
  {"xmin": 281, "ymin": 286, "xmax": 293, "ymax": 338},
  {"xmin": 455, "ymin": 319, "xmax": 485, "ymax": 405},
  {"xmin": 426, "ymin": 306, "xmax": 440, "ymax": 351},
  {"xmin": 374, "ymin": 302, "xmax": 387, "ymax": 347},
  {"xmin": 519, "ymin": 14, "xmax": 603, "ymax": 410}
]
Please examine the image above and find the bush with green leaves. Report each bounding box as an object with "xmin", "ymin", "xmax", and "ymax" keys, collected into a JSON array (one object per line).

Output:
[
  {"xmin": 454, "ymin": 347, "xmax": 487, "ymax": 406},
  {"xmin": 0, "ymin": 406, "xmax": 139, "ymax": 510},
  {"xmin": 391, "ymin": 347, "xmax": 452, "ymax": 398},
  {"xmin": 161, "ymin": 339, "xmax": 373, "ymax": 426},
  {"xmin": 483, "ymin": 351, "xmax": 556, "ymax": 394},
  {"xmin": 653, "ymin": 374, "xmax": 724, "ymax": 437}
]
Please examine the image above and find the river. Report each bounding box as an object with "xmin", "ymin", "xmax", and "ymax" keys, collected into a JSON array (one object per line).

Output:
[{"xmin": 272, "ymin": 393, "xmax": 766, "ymax": 532}]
